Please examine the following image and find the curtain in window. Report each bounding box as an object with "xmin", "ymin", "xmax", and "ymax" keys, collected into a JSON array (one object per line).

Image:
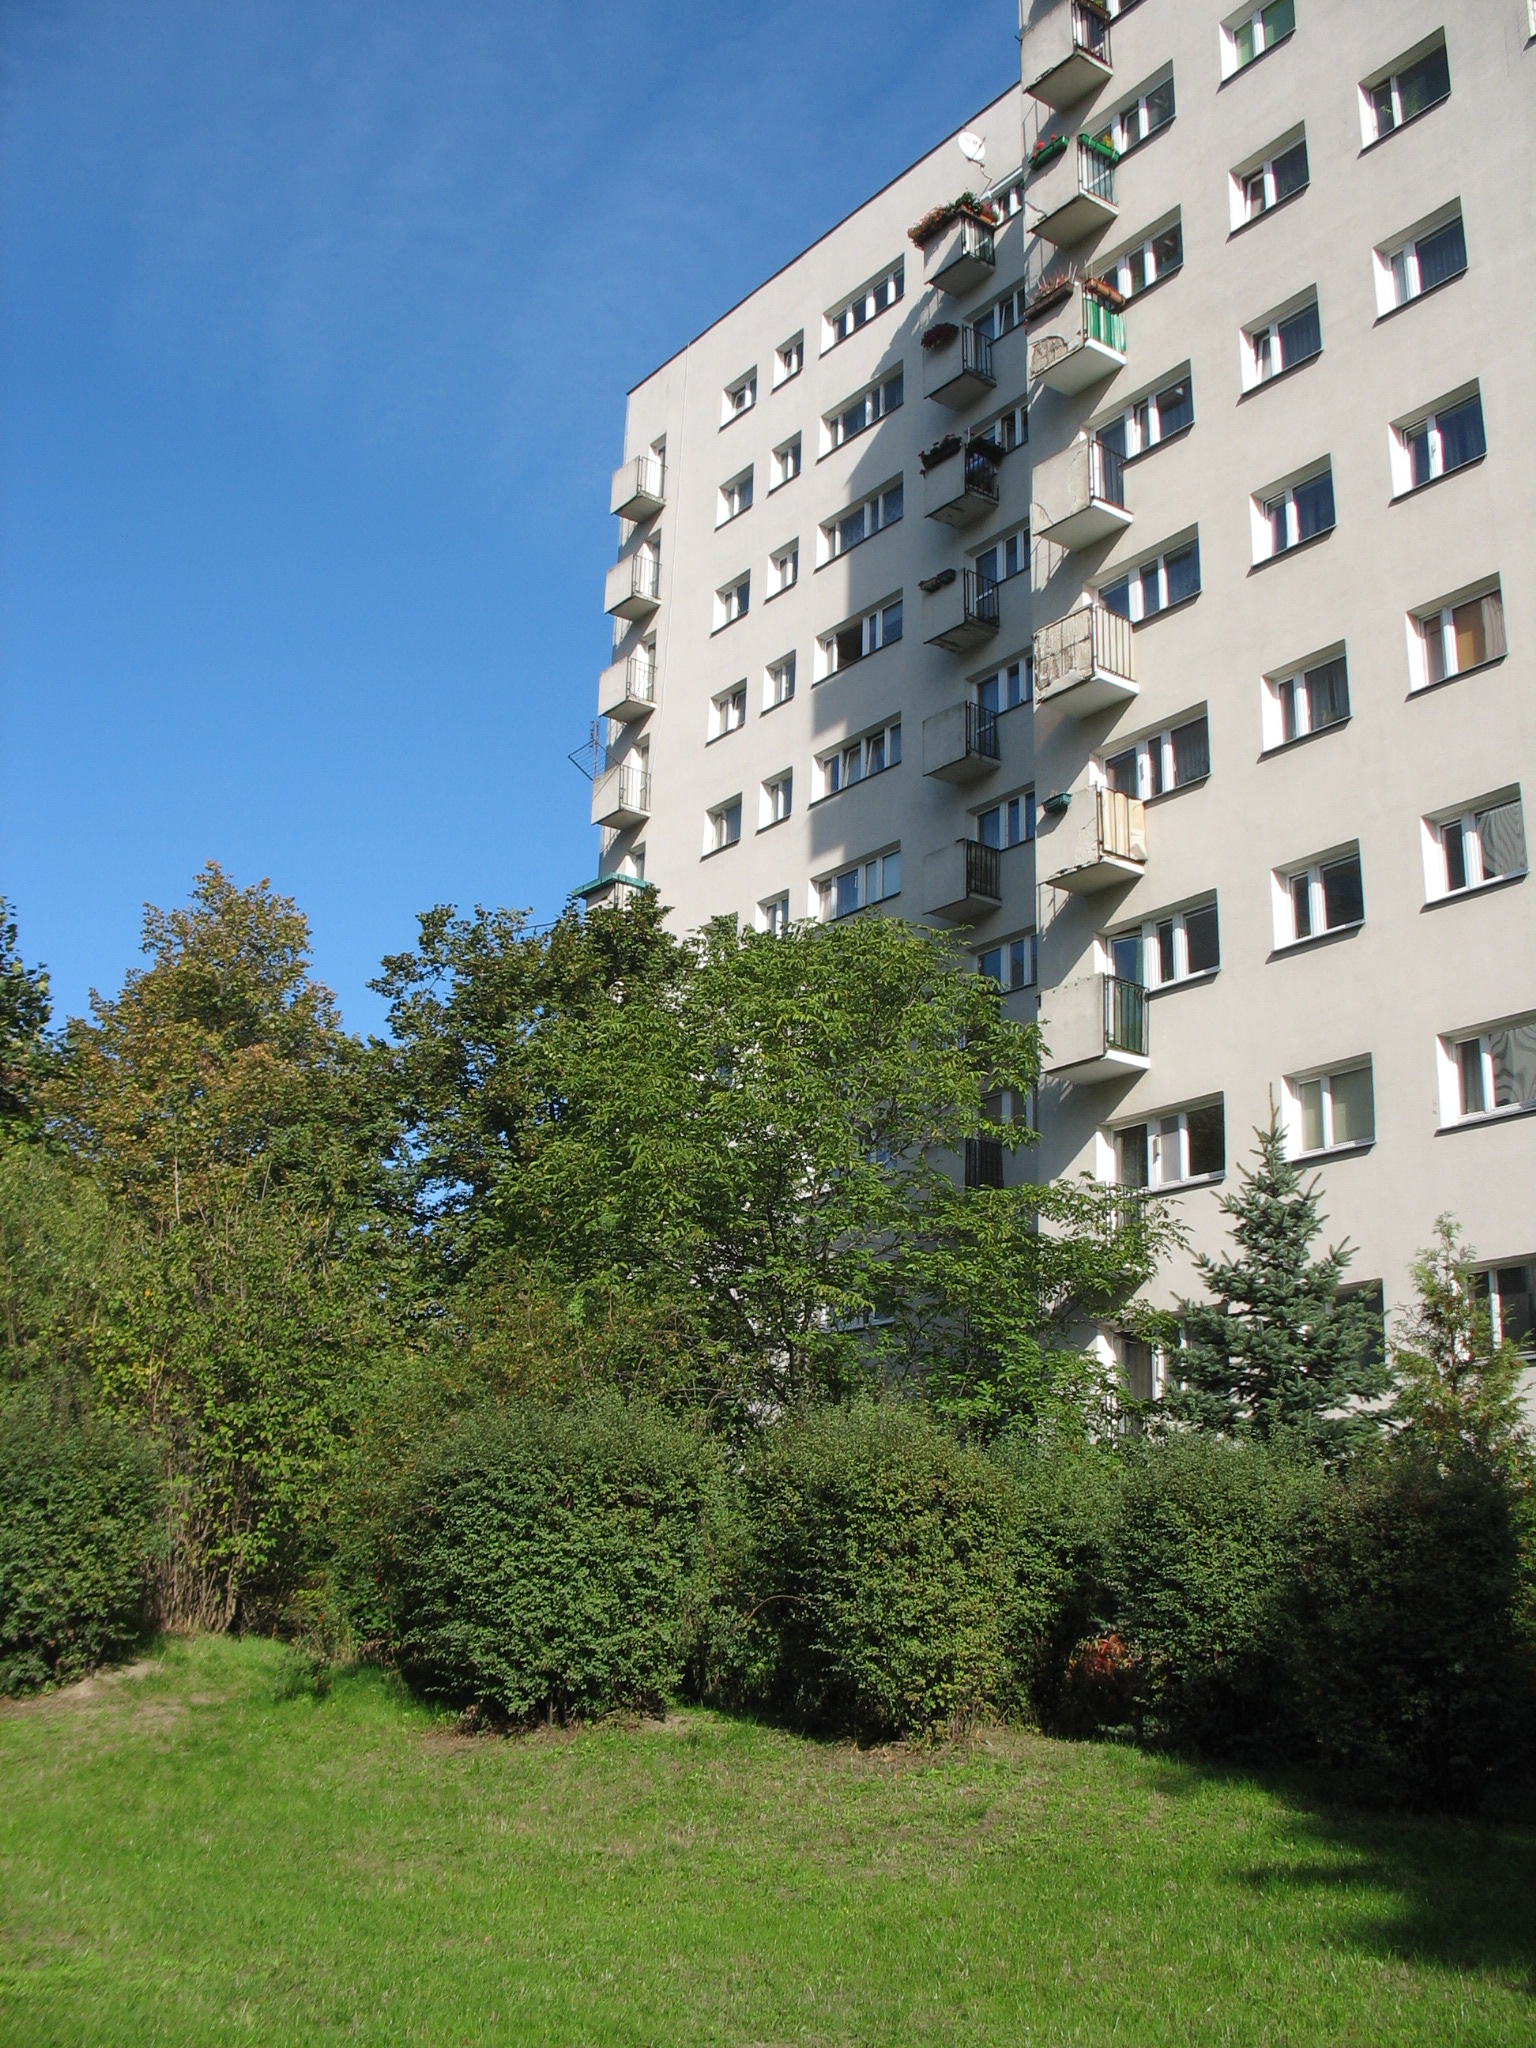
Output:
[
  {"xmin": 1490, "ymin": 1022, "xmax": 1536, "ymax": 1110},
  {"xmin": 1439, "ymin": 396, "xmax": 1485, "ymax": 472},
  {"xmin": 1416, "ymin": 217, "xmax": 1466, "ymax": 291},
  {"xmin": 1305, "ymin": 656, "xmax": 1349, "ymax": 726},
  {"xmin": 1171, "ymin": 717, "xmax": 1210, "ymax": 784},
  {"xmin": 1277, "ymin": 300, "xmax": 1320, "ymax": 365},
  {"xmin": 1399, "ymin": 43, "xmax": 1450, "ymax": 121},
  {"xmin": 1164, "ymin": 541, "xmax": 1200, "ymax": 603},
  {"xmin": 1272, "ymin": 140, "xmax": 1308, "ymax": 202},
  {"xmin": 1478, "ymin": 801, "xmax": 1528, "ymax": 881},
  {"xmin": 1294, "ymin": 469, "xmax": 1335, "ymax": 540}
]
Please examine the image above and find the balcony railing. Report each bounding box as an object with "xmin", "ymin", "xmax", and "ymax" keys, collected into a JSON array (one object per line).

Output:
[
  {"xmin": 964, "ymin": 1136, "xmax": 1005, "ymax": 1189},
  {"xmin": 1089, "ymin": 438, "xmax": 1126, "ymax": 509},
  {"xmin": 625, "ymin": 652, "xmax": 656, "ymax": 704},
  {"xmin": 1103, "ymin": 975, "xmax": 1148, "ymax": 1058},
  {"xmin": 964, "ymin": 702, "xmax": 1000, "ymax": 761},
  {"xmin": 957, "ymin": 326, "xmax": 993, "ymax": 383},
  {"xmin": 629, "ymin": 553, "xmax": 661, "ymax": 602},
  {"xmin": 610, "ymin": 453, "xmax": 666, "ymax": 520},
  {"xmin": 1072, "ymin": 0, "xmax": 1111, "ymax": 61},
  {"xmin": 964, "ymin": 568, "xmax": 1000, "ymax": 632},
  {"xmin": 1083, "ymin": 292, "xmax": 1126, "ymax": 353},
  {"xmin": 965, "ymin": 838, "xmax": 1002, "ymax": 900},
  {"xmin": 1078, "ymin": 138, "xmax": 1117, "ymax": 205}
]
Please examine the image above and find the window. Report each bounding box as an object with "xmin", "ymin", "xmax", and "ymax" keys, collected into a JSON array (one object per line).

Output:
[
  {"xmin": 825, "ymin": 259, "xmax": 904, "ymax": 348},
  {"xmin": 1423, "ymin": 792, "xmax": 1527, "ymax": 901},
  {"xmin": 976, "ymin": 789, "xmax": 1035, "ymax": 849},
  {"xmin": 823, "ymin": 369, "xmax": 903, "ymax": 453},
  {"xmin": 706, "ymin": 798, "xmax": 742, "ymax": 854},
  {"xmin": 1105, "ymin": 714, "xmax": 1209, "ymax": 802},
  {"xmin": 1096, "ymin": 371, "xmax": 1194, "ymax": 462},
  {"xmin": 759, "ymin": 893, "xmax": 791, "ymax": 936},
  {"xmin": 978, "ymin": 933, "xmax": 1038, "ymax": 990},
  {"xmin": 723, "ymin": 369, "xmax": 757, "ymax": 423},
  {"xmin": 718, "ymin": 468, "xmax": 753, "ymax": 524},
  {"xmin": 1285, "ymin": 1062, "xmax": 1375, "ymax": 1157},
  {"xmin": 771, "ymin": 436, "xmax": 803, "ymax": 490},
  {"xmin": 1409, "ymin": 582, "xmax": 1505, "ymax": 690},
  {"xmin": 974, "ymin": 287, "xmax": 1024, "ymax": 342},
  {"xmin": 1391, "ymin": 388, "xmax": 1485, "ymax": 497},
  {"xmin": 974, "ymin": 526, "xmax": 1028, "ymax": 586},
  {"xmin": 1094, "ymin": 69, "xmax": 1175, "ymax": 156},
  {"xmin": 1261, "ymin": 651, "xmax": 1349, "ymax": 751},
  {"xmin": 1253, "ymin": 464, "xmax": 1334, "ymax": 561},
  {"xmin": 818, "ymin": 597, "xmax": 903, "ymax": 677},
  {"xmin": 1242, "ymin": 293, "xmax": 1321, "ymax": 389},
  {"xmin": 769, "ymin": 541, "xmax": 799, "ymax": 595},
  {"xmin": 817, "ymin": 848, "xmax": 902, "ymax": 920},
  {"xmin": 1274, "ymin": 847, "xmax": 1364, "ymax": 946},
  {"xmin": 1232, "ymin": 133, "xmax": 1309, "ymax": 228},
  {"xmin": 1101, "ymin": 537, "xmax": 1201, "ymax": 622},
  {"xmin": 978, "ymin": 401, "xmax": 1028, "ymax": 453},
  {"xmin": 764, "ymin": 653, "xmax": 796, "ymax": 711},
  {"xmin": 1098, "ymin": 215, "xmax": 1182, "ymax": 300},
  {"xmin": 708, "ymin": 683, "xmax": 747, "ymax": 740},
  {"xmin": 1361, "ymin": 35, "xmax": 1450, "ymax": 145},
  {"xmin": 1221, "ymin": 0, "xmax": 1294, "ymax": 78},
  {"xmin": 761, "ymin": 772, "xmax": 793, "ymax": 828},
  {"xmin": 976, "ymin": 658, "xmax": 1031, "ymax": 715},
  {"xmin": 1110, "ymin": 898, "xmax": 1219, "ymax": 990},
  {"xmin": 1441, "ymin": 1018, "xmax": 1536, "ymax": 1124},
  {"xmin": 1375, "ymin": 208, "xmax": 1466, "ymax": 315},
  {"xmin": 820, "ymin": 479, "xmax": 903, "ymax": 564},
  {"xmin": 774, "ymin": 332, "xmax": 804, "ymax": 386},
  {"xmin": 815, "ymin": 718, "xmax": 901, "ymax": 799},
  {"xmin": 1115, "ymin": 1101, "xmax": 1225, "ymax": 1189},
  {"xmin": 1473, "ymin": 1264, "xmax": 1535, "ymax": 1356},
  {"xmin": 714, "ymin": 573, "xmax": 750, "ymax": 629}
]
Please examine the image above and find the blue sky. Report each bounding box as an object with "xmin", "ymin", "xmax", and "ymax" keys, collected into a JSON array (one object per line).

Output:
[{"xmin": 1, "ymin": 0, "xmax": 1011, "ymax": 1033}]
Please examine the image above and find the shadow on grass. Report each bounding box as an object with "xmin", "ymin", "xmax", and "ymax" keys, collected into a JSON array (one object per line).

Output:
[{"xmin": 1144, "ymin": 1749, "xmax": 1536, "ymax": 1997}]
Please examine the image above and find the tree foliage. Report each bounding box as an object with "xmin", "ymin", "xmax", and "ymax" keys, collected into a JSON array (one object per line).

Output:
[
  {"xmin": 1389, "ymin": 1215, "xmax": 1529, "ymax": 1466},
  {"xmin": 0, "ymin": 898, "xmax": 51, "ymax": 1137}
]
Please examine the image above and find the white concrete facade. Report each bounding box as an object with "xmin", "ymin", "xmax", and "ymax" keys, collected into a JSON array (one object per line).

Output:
[{"xmin": 588, "ymin": 0, "xmax": 1536, "ymax": 1359}]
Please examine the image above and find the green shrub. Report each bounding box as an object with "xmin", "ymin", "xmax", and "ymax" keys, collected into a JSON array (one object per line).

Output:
[
  {"xmin": 1107, "ymin": 1433, "xmax": 1324, "ymax": 1754},
  {"xmin": 1289, "ymin": 1445, "xmax": 1533, "ymax": 1809},
  {"xmin": 377, "ymin": 1396, "xmax": 712, "ymax": 1723},
  {"xmin": 0, "ymin": 1393, "xmax": 162, "ymax": 1695},
  {"xmin": 714, "ymin": 1402, "xmax": 1018, "ymax": 1739}
]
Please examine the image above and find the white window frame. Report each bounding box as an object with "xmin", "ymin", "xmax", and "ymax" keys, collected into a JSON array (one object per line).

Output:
[
  {"xmin": 1437, "ymin": 1017, "xmax": 1536, "ymax": 1127},
  {"xmin": 1104, "ymin": 714, "xmax": 1210, "ymax": 803},
  {"xmin": 707, "ymin": 682, "xmax": 747, "ymax": 742},
  {"xmin": 815, "ymin": 848, "xmax": 902, "ymax": 922},
  {"xmin": 973, "ymin": 525, "xmax": 1029, "ymax": 587},
  {"xmin": 1095, "ymin": 367, "xmax": 1194, "ymax": 461},
  {"xmin": 813, "ymin": 718, "xmax": 902, "ymax": 802},
  {"xmin": 1260, "ymin": 649, "xmax": 1349, "ymax": 752},
  {"xmin": 1099, "ymin": 534, "xmax": 1201, "ymax": 623},
  {"xmin": 717, "ymin": 466, "xmax": 753, "ymax": 526},
  {"xmin": 773, "ymin": 333, "xmax": 805, "ymax": 387},
  {"xmin": 1407, "ymin": 581, "xmax": 1504, "ymax": 692},
  {"xmin": 714, "ymin": 573, "xmax": 750, "ymax": 631},
  {"xmin": 722, "ymin": 369, "xmax": 757, "ymax": 425},
  {"xmin": 1389, "ymin": 387, "xmax": 1484, "ymax": 498},
  {"xmin": 1230, "ymin": 131, "xmax": 1308, "ymax": 230},
  {"xmin": 763, "ymin": 653, "xmax": 797, "ymax": 711},
  {"xmin": 770, "ymin": 435, "xmax": 802, "ymax": 491},
  {"xmin": 974, "ymin": 656, "xmax": 1032, "ymax": 715},
  {"xmin": 823, "ymin": 259, "xmax": 905, "ymax": 351},
  {"xmin": 1093, "ymin": 67, "xmax": 1175, "ymax": 156},
  {"xmin": 1373, "ymin": 206, "xmax": 1467, "ymax": 317},
  {"xmin": 819, "ymin": 478, "xmax": 904, "ymax": 566},
  {"xmin": 705, "ymin": 797, "xmax": 743, "ymax": 855},
  {"xmin": 769, "ymin": 541, "xmax": 800, "ymax": 596},
  {"xmin": 977, "ymin": 932, "xmax": 1038, "ymax": 991},
  {"xmin": 1358, "ymin": 34, "xmax": 1450, "ymax": 147},
  {"xmin": 1220, "ymin": 0, "xmax": 1294, "ymax": 79},
  {"xmin": 759, "ymin": 772, "xmax": 793, "ymax": 830},
  {"xmin": 1105, "ymin": 898, "xmax": 1220, "ymax": 991},
  {"xmin": 816, "ymin": 597, "xmax": 904, "ymax": 679},
  {"xmin": 1240, "ymin": 291, "xmax": 1321, "ymax": 391},
  {"xmin": 821, "ymin": 369, "xmax": 904, "ymax": 456},
  {"xmin": 1250, "ymin": 463, "xmax": 1334, "ymax": 562},
  {"xmin": 1098, "ymin": 214, "xmax": 1182, "ymax": 301},
  {"xmin": 1420, "ymin": 791, "xmax": 1528, "ymax": 903},
  {"xmin": 758, "ymin": 893, "xmax": 791, "ymax": 936},
  {"xmin": 1272, "ymin": 847, "xmax": 1365, "ymax": 949},
  {"xmin": 1283, "ymin": 1061, "xmax": 1375, "ymax": 1159},
  {"xmin": 1112, "ymin": 1100, "xmax": 1226, "ymax": 1190},
  {"xmin": 1475, "ymin": 1262, "xmax": 1536, "ymax": 1356}
]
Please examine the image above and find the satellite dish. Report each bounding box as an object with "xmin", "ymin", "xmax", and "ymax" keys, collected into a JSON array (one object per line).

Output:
[{"xmin": 958, "ymin": 131, "xmax": 987, "ymax": 167}]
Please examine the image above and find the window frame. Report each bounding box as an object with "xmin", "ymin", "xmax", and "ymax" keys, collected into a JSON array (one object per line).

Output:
[
  {"xmin": 818, "ymin": 477, "xmax": 905, "ymax": 566},
  {"xmin": 707, "ymin": 682, "xmax": 748, "ymax": 742},
  {"xmin": 759, "ymin": 771, "xmax": 794, "ymax": 831},
  {"xmin": 1408, "ymin": 580, "xmax": 1505, "ymax": 692},
  {"xmin": 812, "ymin": 717, "xmax": 903, "ymax": 802},
  {"xmin": 1373, "ymin": 205, "xmax": 1467, "ymax": 317},
  {"xmin": 1273, "ymin": 846, "xmax": 1365, "ymax": 949},
  {"xmin": 821, "ymin": 368, "xmax": 904, "ymax": 456},
  {"xmin": 1240, "ymin": 290, "xmax": 1321, "ymax": 392},
  {"xmin": 768, "ymin": 540, "xmax": 800, "ymax": 597},
  {"xmin": 1260, "ymin": 648, "xmax": 1350, "ymax": 753},
  {"xmin": 1093, "ymin": 66, "xmax": 1176, "ymax": 158},
  {"xmin": 713, "ymin": 572, "xmax": 751, "ymax": 632},
  {"xmin": 704, "ymin": 796, "xmax": 743, "ymax": 856},
  {"xmin": 823, "ymin": 258, "xmax": 905, "ymax": 351},
  {"xmin": 1251, "ymin": 461, "xmax": 1335, "ymax": 562},
  {"xmin": 1438, "ymin": 1017, "xmax": 1536, "ymax": 1127},
  {"xmin": 1390, "ymin": 386, "xmax": 1485, "ymax": 498},
  {"xmin": 974, "ymin": 787, "xmax": 1036, "ymax": 852},
  {"xmin": 1094, "ymin": 365, "xmax": 1194, "ymax": 462},
  {"xmin": 1421, "ymin": 790, "xmax": 1528, "ymax": 903},
  {"xmin": 1220, "ymin": 0, "xmax": 1295, "ymax": 80},
  {"xmin": 816, "ymin": 596, "xmax": 904, "ymax": 679},
  {"xmin": 815, "ymin": 847, "xmax": 902, "ymax": 922},
  {"xmin": 1100, "ymin": 533, "xmax": 1201, "ymax": 624},
  {"xmin": 763, "ymin": 653, "xmax": 797, "ymax": 712},
  {"xmin": 773, "ymin": 332, "xmax": 805, "ymax": 387},
  {"xmin": 770, "ymin": 435, "xmax": 803, "ymax": 491},
  {"xmin": 717, "ymin": 466, "xmax": 754, "ymax": 526},
  {"xmin": 1229, "ymin": 130, "xmax": 1309, "ymax": 230},
  {"xmin": 1283, "ymin": 1059, "xmax": 1376, "ymax": 1159},
  {"xmin": 1106, "ymin": 896, "xmax": 1221, "ymax": 992},
  {"xmin": 1097, "ymin": 213, "xmax": 1183, "ymax": 302},
  {"xmin": 722, "ymin": 368, "xmax": 757, "ymax": 425},
  {"xmin": 1104, "ymin": 712, "xmax": 1210, "ymax": 804},
  {"xmin": 758, "ymin": 893, "xmax": 791, "ymax": 936},
  {"xmin": 977, "ymin": 931, "xmax": 1039, "ymax": 992},
  {"xmin": 1358, "ymin": 33, "xmax": 1451, "ymax": 148},
  {"xmin": 1112, "ymin": 1098, "xmax": 1226, "ymax": 1190}
]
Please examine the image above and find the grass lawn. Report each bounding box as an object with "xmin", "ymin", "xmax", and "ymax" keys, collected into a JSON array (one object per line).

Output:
[{"xmin": 0, "ymin": 1637, "xmax": 1531, "ymax": 2045}]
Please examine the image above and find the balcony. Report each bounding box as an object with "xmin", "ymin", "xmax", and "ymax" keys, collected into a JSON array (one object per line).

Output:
[
  {"xmin": 1028, "ymin": 135, "xmax": 1118, "ymax": 247},
  {"xmin": 1033, "ymin": 602, "xmax": 1136, "ymax": 718},
  {"xmin": 610, "ymin": 453, "xmax": 665, "ymax": 522},
  {"xmin": 918, "ymin": 209, "xmax": 997, "ymax": 298},
  {"xmin": 1035, "ymin": 437, "xmax": 1131, "ymax": 551},
  {"xmin": 1039, "ymin": 784, "xmax": 1146, "ymax": 893},
  {"xmin": 574, "ymin": 872, "xmax": 654, "ymax": 911},
  {"xmin": 1041, "ymin": 973, "xmax": 1150, "ymax": 1084},
  {"xmin": 604, "ymin": 551, "xmax": 661, "ymax": 621},
  {"xmin": 923, "ymin": 441, "xmax": 1001, "ymax": 528},
  {"xmin": 922, "ymin": 701, "xmax": 1000, "ymax": 784},
  {"xmin": 590, "ymin": 761, "xmax": 652, "ymax": 829},
  {"xmin": 923, "ymin": 838, "xmax": 1003, "ymax": 921},
  {"xmin": 921, "ymin": 322, "xmax": 996, "ymax": 409},
  {"xmin": 963, "ymin": 1136, "xmax": 1005, "ymax": 1189},
  {"xmin": 921, "ymin": 567, "xmax": 1001, "ymax": 653},
  {"xmin": 1025, "ymin": 1, "xmax": 1113, "ymax": 111},
  {"xmin": 597, "ymin": 650, "xmax": 657, "ymax": 723},
  {"xmin": 1027, "ymin": 277, "xmax": 1126, "ymax": 395}
]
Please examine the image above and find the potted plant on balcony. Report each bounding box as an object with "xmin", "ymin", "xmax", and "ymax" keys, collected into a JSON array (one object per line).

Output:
[
  {"xmin": 919, "ymin": 433, "xmax": 964, "ymax": 474},
  {"xmin": 920, "ymin": 320, "xmax": 960, "ymax": 352},
  {"xmin": 907, "ymin": 191, "xmax": 1003, "ymax": 247},
  {"xmin": 918, "ymin": 568, "xmax": 957, "ymax": 594},
  {"xmin": 1078, "ymin": 131, "xmax": 1121, "ymax": 166},
  {"xmin": 1028, "ymin": 132, "xmax": 1069, "ymax": 174}
]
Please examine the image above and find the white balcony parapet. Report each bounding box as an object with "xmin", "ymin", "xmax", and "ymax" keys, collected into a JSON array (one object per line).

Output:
[
  {"xmin": 604, "ymin": 551, "xmax": 661, "ymax": 621},
  {"xmin": 1040, "ymin": 973, "xmax": 1149, "ymax": 1083},
  {"xmin": 923, "ymin": 838, "xmax": 1004, "ymax": 921},
  {"xmin": 1035, "ymin": 436, "xmax": 1132, "ymax": 552},
  {"xmin": 1028, "ymin": 133, "xmax": 1118, "ymax": 247},
  {"xmin": 910, "ymin": 198, "xmax": 1000, "ymax": 298},
  {"xmin": 590, "ymin": 761, "xmax": 652, "ymax": 829},
  {"xmin": 1038, "ymin": 783, "xmax": 1146, "ymax": 893},
  {"xmin": 610, "ymin": 454, "xmax": 665, "ymax": 521},
  {"xmin": 1033, "ymin": 602, "xmax": 1136, "ymax": 718},
  {"xmin": 1026, "ymin": 276, "xmax": 1127, "ymax": 394},
  {"xmin": 598, "ymin": 651, "xmax": 657, "ymax": 723},
  {"xmin": 1025, "ymin": 1, "xmax": 1114, "ymax": 112}
]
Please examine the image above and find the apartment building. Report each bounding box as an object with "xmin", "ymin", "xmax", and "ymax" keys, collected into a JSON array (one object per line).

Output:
[{"xmin": 583, "ymin": 0, "xmax": 1536, "ymax": 1378}]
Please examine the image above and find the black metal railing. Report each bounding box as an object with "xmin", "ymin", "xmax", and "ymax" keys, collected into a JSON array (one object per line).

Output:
[
  {"xmin": 964, "ymin": 1136, "xmax": 1005, "ymax": 1189},
  {"xmin": 1090, "ymin": 601, "xmax": 1134, "ymax": 680},
  {"xmin": 630, "ymin": 553, "xmax": 661, "ymax": 601},
  {"xmin": 959, "ymin": 217, "xmax": 996, "ymax": 270},
  {"xmin": 1088, "ymin": 439, "xmax": 1126, "ymax": 508},
  {"xmin": 964, "ymin": 839, "xmax": 1003, "ymax": 900},
  {"xmin": 1103, "ymin": 975, "xmax": 1149, "ymax": 1057},
  {"xmin": 599, "ymin": 764, "xmax": 651, "ymax": 815},
  {"xmin": 962, "ymin": 568, "xmax": 1001, "ymax": 630},
  {"xmin": 960, "ymin": 325, "xmax": 995, "ymax": 383},
  {"xmin": 1077, "ymin": 137, "xmax": 1117, "ymax": 206},
  {"xmin": 1073, "ymin": 0, "xmax": 1112, "ymax": 61},
  {"xmin": 965, "ymin": 703, "xmax": 1000, "ymax": 759},
  {"xmin": 962, "ymin": 448, "xmax": 1001, "ymax": 502},
  {"xmin": 624, "ymin": 652, "xmax": 656, "ymax": 702}
]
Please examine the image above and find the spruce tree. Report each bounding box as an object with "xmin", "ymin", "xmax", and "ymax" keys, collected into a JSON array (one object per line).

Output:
[
  {"xmin": 1164, "ymin": 1109, "xmax": 1388, "ymax": 1450},
  {"xmin": 1390, "ymin": 1216, "xmax": 1528, "ymax": 1467}
]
